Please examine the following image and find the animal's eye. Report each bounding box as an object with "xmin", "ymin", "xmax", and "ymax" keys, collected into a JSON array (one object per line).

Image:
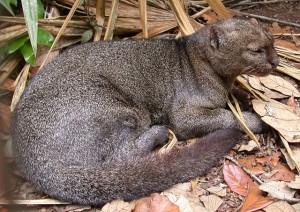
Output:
[{"xmin": 255, "ymin": 49, "xmax": 265, "ymax": 53}]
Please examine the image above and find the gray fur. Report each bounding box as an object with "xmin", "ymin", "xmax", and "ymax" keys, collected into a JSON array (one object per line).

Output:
[{"xmin": 12, "ymin": 18, "xmax": 278, "ymax": 205}]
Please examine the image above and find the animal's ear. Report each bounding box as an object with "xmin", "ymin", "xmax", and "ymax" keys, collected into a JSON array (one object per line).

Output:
[
  {"xmin": 210, "ymin": 26, "xmax": 226, "ymax": 49},
  {"xmin": 249, "ymin": 18, "xmax": 259, "ymax": 25}
]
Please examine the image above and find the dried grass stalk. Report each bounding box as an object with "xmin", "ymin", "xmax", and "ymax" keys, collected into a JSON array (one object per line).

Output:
[
  {"xmin": 40, "ymin": 0, "xmax": 82, "ymax": 69},
  {"xmin": 205, "ymin": 0, "xmax": 232, "ymax": 18},
  {"xmin": 104, "ymin": 0, "xmax": 119, "ymax": 40},
  {"xmin": 94, "ymin": 0, "xmax": 106, "ymax": 41},
  {"xmin": 169, "ymin": 0, "xmax": 195, "ymax": 36},
  {"xmin": 138, "ymin": 0, "xmax": 148, "ymax": 38}
]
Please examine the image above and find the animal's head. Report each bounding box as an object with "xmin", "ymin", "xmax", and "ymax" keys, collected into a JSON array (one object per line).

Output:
[{"xmin": 204, "ymin": 18, "xmax": 279, "ymax": 79}]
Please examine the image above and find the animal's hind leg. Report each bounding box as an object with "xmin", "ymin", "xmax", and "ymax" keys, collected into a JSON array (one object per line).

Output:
[{"xmin": 133, "ymin": 125, "xmax": 169, "ymax": 157}]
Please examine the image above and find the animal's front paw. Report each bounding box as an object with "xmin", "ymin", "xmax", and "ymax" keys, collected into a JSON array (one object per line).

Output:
[{"xmin": 242, "ymin": 112, "xmax": 267, "ymax": 133}]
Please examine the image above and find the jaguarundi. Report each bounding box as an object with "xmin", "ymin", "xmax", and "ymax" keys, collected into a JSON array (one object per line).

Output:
[{"xmin": 12, "ymin": 18, "xmax": 279, "ymax": 205}]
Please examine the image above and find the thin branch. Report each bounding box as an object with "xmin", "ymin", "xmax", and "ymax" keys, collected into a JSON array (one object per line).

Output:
[
  {"xmin": 230, "ymin": 0, "xmax": 300, "ymax": 8},
  {"xmin": 225, "ymin": 156, "xmax": 264, "ymax": 185},
  {"xmin": 241, "ymin": 12, "xmax": 300, "ymax": 28}
]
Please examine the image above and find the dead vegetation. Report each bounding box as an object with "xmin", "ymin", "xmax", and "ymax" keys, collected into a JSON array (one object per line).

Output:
[{"xmin": 1, "ymin": 0, "xmax": 300, "ymax": 211}]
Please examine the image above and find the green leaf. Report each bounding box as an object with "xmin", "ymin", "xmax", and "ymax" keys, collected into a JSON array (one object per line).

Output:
[
  {"xmin": 10, "ymin": 0, "xmax": 17, "ymax": 6},
  {"xmin": 81, "ymin": 30, "xmax": 93, "ymax": 43},
  {"xmin": 0, "ymin": 0, "xmax": 15, "ymax": 16},
  {"xmin": 0, "ymin": 35, "xmax": 29, "ymax": 54},
  {"xmin": 20, "ymin": 40, "xmax": 35, "ymax": 65},
  {"xmin": 37, "ymin": 0, "xmax": 44, "ymax": 19},
  {"xmin": 37, "ymin": 28, "xmax": 54, "ymax": 47},
  {"xmin": 21, "ymin": 0, "xmax": 38, "ymax": 57},
  {"xmin": 7, "ymin": 35, "xmax": 29, "ymax": 54}
]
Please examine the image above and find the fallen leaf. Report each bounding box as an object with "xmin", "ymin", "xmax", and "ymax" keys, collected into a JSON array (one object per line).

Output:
[
  {"xmin": 101, "ymin": 199, "xmax": 136, "ymax": 212},
  {"xmin": 240, "ymin": 187, "xmax": 273, "ymax": 212},
  {"xmin": 292, "ymin": 202, "xmax": 300, "ymax": 211},
  {"xmin": 269, "ymin": 22, "xmax": 291, "ymax": 34},
  {"xmin": 264, "ymin": 201, "xmax": 295, "ymax": 212},
  {"xmin": 287, "ymin": 96, "xmax": 300, "ymax": 108},
  {"xmin": 269, "ymin": 163, "xmax": 295, "ymax": 182},
  {"xmin": 0, "ymin": 78, "xmax": 15, "ymax": 92},
  {"xmin": 256, "ymin": 152, "xmax": 281, "ymax": 167},
  {"xmin": 238, "ymin": 140, "xmax": 259, "ymax": 152},
  {"xmin": 201, "ymin": 12, "xmax": 218, "ymax": 23},
  {"xmin": 223, "ymin": 163, "xmax": 257, "ymax": 196},
  {"xmin": 206, "ymin": 186, "xmax": 226, "ymax": 197},
  {"xmin": 165, "ymin": 193, "xmax": 194, "ymax": 212},
  {"xmin": 199, "ymin": 194, "xmax": 223, "ymax": 212},
  {"xmin": 246, "ymin": 75, "xmax": 287, "ymax": 99},
  {"xmin": 275, "ymin": 39, "xmax": 300, "ymax": 51},
  {"xmin": 252, "ymin": 99, "xmax": 300, "ymax": 143},
  {"xmin": 134, "ymin": 193, "xmax": 179, "ymax": 212},
  {"xmin": 237, "ymin": 155, "xmax": 265, "ymax": 175},
  {"xmin": 259, "ymin": 181, "xmax": 296, "ymax": 199},
  {"xmin": 286, "ymin": 175, "xmax": 300, "ymax": 189},
  {"xmin": 162, "ymin": 183, "xmax": 203, "ymax": 211},
  {"xmin": 259, "ymin": 75, "xmax": 300, "ymax": 97},
  {"xmin": 281, "ymin": 145, "xmax": 300, "ymax": 170}
]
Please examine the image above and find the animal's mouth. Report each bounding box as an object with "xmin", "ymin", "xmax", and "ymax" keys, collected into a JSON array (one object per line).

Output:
[{"xmin": 244, "ymin": 59, "xmax": 279, "ymax": 77}]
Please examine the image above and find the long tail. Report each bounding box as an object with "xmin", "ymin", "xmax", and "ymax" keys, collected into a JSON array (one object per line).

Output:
[{"xmin": 34, "ymin": 129, "xmax": 242, "ymax": 205}]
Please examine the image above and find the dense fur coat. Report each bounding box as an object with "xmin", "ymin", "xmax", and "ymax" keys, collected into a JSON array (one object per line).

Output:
[{"xmin": 12, "ymin": 18, "xmax": 278, "ymax": 205}]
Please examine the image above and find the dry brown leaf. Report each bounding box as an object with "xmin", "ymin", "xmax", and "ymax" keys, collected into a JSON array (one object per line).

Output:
[
  {"xmin": 259, "ymin": 181, "xmax": 296, "ymax": 199},
  {"xmin": 259, "ymin": 75, "xmax": 300, "ymax": 97},
  {"xmin": 101, "ymin": 199, "xmax": 136, "ymax": 212},
  {"xmin": 134, "ymin": 193, "xmax": 179, "ymax": 212},
  {"xmin": 246, "ymin": 75, "xmax": 287, "ymax": 99},
  {"xmin": 252, "ymin": 99, "xmax": 300, "ymax": 143},
  {"xmin": 264, "ymin": 201, "xmax": 295, "ymax": 212},
  {"xmin": 275, "ymin": 39, "xmax": 300, "ymax": 51},
  {"xmin": 237, "ymin": 155, "xmax": 266, "ymax": 175},
  {"xmin": 292, "ymin": 202, "xmax": 300, "ymax": 211},
  {"xmin": 268, "ymin": 163, "xmax": 295, "ymax": 182},
  {"xmin": 287, "ymin": 96, "xmax": 300, "ymax": 108},
  {"xmin": 165, "ymin": 193, "xmax": 194, "ymax": 212},
  {"xmin": 281, "ymin": 145, "xmax": 300, "ymax": 170},
  {"xmin": 256, "ymin": 151, "xmax": 281, "ymax": 167},
  {"xmin": 206, "ymin": 186, "xmax": 226, "ymax": 197},
  {"xmin": 240, "ymin": 187, "xmax": 273, "ymax": 212},
  {"xmin": 224, "ymin": 161, "xmax": 274, "ymax": 212},
  {"xmin": 199, "ymin": 195, "xmax": 223, "ymax": 212},
  {"xmin": 0, "ymin": 78, "xmax": 15, "ymax": 92},
  {"xmin": 269, "ymin": 22, "xmax": 291, "ymax": 34},
  {"xmin": 286, "ymin": 175, "xmax": 300, "ymax": 190},
  {"xmin": 162, "ymin": 182, "xmax": 203, "ymax": 210},
  {"xmin": 223, "ymin": 163, "xmax": 257, "ymax": 196},
  {"xmin": 202, "ymin": 12, "xmax": 219, "ymax": 23},
  {"xmin": 238, "ymin": 140, "xmax": 259, "ymax": 152}
]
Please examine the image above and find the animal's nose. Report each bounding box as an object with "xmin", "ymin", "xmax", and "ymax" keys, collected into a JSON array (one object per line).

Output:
[{"xmin": 270, "ymin": 57, "xmax": 279, "ymax": 68}]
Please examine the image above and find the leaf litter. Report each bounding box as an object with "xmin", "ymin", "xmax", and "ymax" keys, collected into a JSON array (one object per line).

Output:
[{"xmin": 1, "ymin": 0, "xmax": 300, "ymax": 211}]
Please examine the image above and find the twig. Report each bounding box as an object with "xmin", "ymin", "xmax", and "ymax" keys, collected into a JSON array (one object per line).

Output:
[
  {"xmin": 0, "ymin": 198, "xmax": 70, "ymax": 205},
  {"xmin": 225, "ymin": 156, "xmax": 264, "ymax": 185},
  {"xmin": 241, "ymin": 12, "xmax": 300, "ymax": 28}
]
